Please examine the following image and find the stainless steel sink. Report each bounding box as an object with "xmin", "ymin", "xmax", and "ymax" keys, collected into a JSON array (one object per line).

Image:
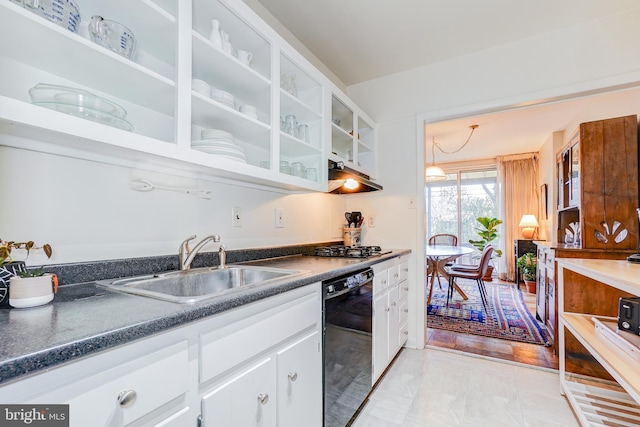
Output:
[{"xmin": 96, "ymin": 265, "xmax": 308, "ymax": 304}]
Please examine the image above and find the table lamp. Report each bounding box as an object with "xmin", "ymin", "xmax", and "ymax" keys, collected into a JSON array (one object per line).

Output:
[{"xmin": 519, "ymin": 214, "xmax": 539, "ymax": 239}]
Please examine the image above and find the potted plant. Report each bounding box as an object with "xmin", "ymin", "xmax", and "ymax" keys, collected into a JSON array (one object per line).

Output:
[
  {"xmin": 0, "ymin": 239, "xmax": 53, "ymax": 307},
  {"xmin": 517, "ymin": 252, "xmax": 537, "ymax": 293},
  {"xmin": 469, "ymin": 216, "xmax": 503, "ymax": 281}
]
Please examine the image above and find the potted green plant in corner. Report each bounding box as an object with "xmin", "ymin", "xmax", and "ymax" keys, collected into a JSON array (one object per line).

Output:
[
  {"xmin": 517, "ymin": 252, "xmax": 537, "ymax": 293},
  {"xmin": 469, "ymin": 216, "xmax": 503, "ymax": 281},
  {"xmin": 0, "ymin": 239, "xmax": 54, "ymax": 308}
]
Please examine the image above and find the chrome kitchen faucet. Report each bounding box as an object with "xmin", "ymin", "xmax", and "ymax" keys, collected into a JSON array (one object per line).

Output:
[{"xmin": 179, "ymin": 234, "xmax": 226, "ymax": 270}]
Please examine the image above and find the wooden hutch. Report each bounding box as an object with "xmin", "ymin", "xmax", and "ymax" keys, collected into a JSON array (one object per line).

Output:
[{"xmin": 535, "ymin": 114, "xmax": 639, "ymax": 352}]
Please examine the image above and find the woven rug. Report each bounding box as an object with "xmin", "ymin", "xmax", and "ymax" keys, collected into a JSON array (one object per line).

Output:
[{"xmin": 427, "ymin": 279, "xmax": 551, "ymax": 345}]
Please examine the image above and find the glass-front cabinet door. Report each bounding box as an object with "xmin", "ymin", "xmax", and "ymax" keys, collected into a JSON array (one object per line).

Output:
[
  {"xmin": 191, "ymin": 0, "xmax": 271, "ymax": 169},
  {"xmin": 330, "ymin": 94, "xmax": 376, "ymax": 178},
  {"xmin": 278, "ymin": 53, "xmax": 323, "ymax": 185},
  {"xmin": 0, "ymin": 0, "xmax": 376, "ymax": 193}
]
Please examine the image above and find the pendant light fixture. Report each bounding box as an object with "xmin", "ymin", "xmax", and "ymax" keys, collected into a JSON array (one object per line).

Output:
[{"xmin": 426, "ymin": 124, "xmax": 479, "ymax": 182}]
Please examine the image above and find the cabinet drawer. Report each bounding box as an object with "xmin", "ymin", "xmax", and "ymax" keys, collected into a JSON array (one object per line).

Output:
[
  {"xmin": 200, "ymin": 293, "xmax": 318, "ymax": 383},
  {"xmin": 398, "ymin": 322, "xmax": 408, "ymax": 347},
  {"xmin": 398, "ymin": 259, "xmax": 409, "ymax": 283},
  {"xmin": 399, "ymin": 300, "xmax": 408, "ymax": 325},
  {"xmin": 58, "ymin": 341, "xmax": 189, "ymax": 426},
  {"xmin": 373, "ymin": 270, "xmax": 389, "ymax": 294}
]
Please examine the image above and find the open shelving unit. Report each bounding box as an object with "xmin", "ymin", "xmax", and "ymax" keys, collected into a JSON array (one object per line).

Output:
[{"xmin": 558, "ymin": 259, "xmax": 640, "ymax": 426}]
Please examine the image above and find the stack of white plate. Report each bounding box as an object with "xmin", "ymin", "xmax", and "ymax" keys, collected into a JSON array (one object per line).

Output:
[{"xmin": 192, "ymin": 129, "xmax": 247, "ymax": 163}]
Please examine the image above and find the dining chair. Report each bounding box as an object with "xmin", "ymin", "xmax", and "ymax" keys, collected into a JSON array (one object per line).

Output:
[
  {"xmin": 428, "ymin": 234, "xmax": 458, "ymax": 246},
  {"xmin": 444, "ymin": 244, "xmax": 494, "ymax": 313},
  {"xmin": 427, "ymin": 234, "xmax": 459, "ymax": 290}
]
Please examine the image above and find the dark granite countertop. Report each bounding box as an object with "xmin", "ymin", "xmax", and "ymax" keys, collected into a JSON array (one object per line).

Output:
[{"xmin": 0, "ymin": 250, "xmax": 410, "ymax": 386}]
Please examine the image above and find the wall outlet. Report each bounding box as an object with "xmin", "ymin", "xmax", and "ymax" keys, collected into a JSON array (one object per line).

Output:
[
  {"xmin": 232, "ymin": 207, "xmax": 242, "ymax": 227},
  {"xmin": 408, "ymin": 197, "xmax": 416, "ymax": 209},
  {"xmin": 368, "ymin": 215, "xmax": 376, "ymax": 228},
  {"xmin": 275, "ymin": 208, "xmax": 285, "ymax": 228}
]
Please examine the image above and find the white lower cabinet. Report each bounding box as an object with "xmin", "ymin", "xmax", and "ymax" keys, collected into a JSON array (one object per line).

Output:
[
  {"xmin": 276, "ymin": 332, "xmax": 322, "ymax": 426},
  {"xmin": 0, "ymin": 283, "xmax": 322, "ymax": 427},
  {"xmin": 198, "ymin": 285, "xmax": 322, "ymax": 427},
  {"xmin": 372, "ymin": 256, "xmax": 409, "ymax": 382},
  {"xmin": 202, "ymin": 357, "xmax": 277, "ymax": 427}
]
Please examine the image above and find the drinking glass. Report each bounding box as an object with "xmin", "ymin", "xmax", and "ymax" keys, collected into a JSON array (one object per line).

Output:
[
  {"xmin": 281, "ymin": 73, "xmax": 297, "ymax": 97},
  {"xmin": 305, "ymin": 168, "xmax": 317, "ymax": 182},
  {"xmin": 284, "ymin": 115, "xmax": 298, "ymax": 136},
  {"xmin": 279, "ymin": 161, "xmax": 291, "ymax": 174},
  {"xmin": 297, "ymin": 124, "xmax": 310, "ymax": 142},
  {"xmin": 291, "ymin": 162, "xmax": 305, "ymax": 177}
]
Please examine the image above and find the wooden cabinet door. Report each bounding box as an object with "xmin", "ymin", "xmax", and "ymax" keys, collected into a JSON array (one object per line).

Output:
[
  {"xmin": 202, "ymin": 357, "xmax": 277, "ymax": 427},
  {"xmin": 276, "ymin": 332, "xmax": 322, "ymax": 427}
]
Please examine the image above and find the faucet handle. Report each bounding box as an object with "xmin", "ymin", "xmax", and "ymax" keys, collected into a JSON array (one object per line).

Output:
[
  {"xmin": 179, "ymin": 235, "xmax": 197, "ymax": 266},
  {"xmin": 213, "ymin": 234, "xmax": 221, "ymax": 243}
]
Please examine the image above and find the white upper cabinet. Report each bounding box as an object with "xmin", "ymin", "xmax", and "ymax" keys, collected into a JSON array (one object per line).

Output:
[
  {"xmin": 330, "ymin": 93, "xmax": 376, "ymax": 177},
  {"xmin": 0, "ymin": 0, "xmax": 374, "ymax": 191}
]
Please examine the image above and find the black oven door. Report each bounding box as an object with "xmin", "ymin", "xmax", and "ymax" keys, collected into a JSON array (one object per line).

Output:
[{"xmin": 323, "ymin": 279, "xmax": 373, "ymax": 427}]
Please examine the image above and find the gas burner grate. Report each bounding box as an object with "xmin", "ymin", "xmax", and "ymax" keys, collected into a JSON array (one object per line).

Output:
[{"xmin": 314, "ymin": 245, "xmax": 384, "ymax": 258}]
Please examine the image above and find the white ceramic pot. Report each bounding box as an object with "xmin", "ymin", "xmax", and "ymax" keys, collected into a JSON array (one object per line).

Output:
[{"xmin": 9, "ymin": 274, "xmax": 56, "ymax": 308}]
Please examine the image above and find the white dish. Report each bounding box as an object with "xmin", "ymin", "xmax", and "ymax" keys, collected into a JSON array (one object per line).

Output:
[
  {"xmin": 211, "ymin": 89, "xmax": 234, "ymax": 104},
  {"xmin": 201, "ymin": 129, "xmax": 233, "ymax": 139},
  {"xmin": 193, "ymin": 146, "xmax": 246, "ymax": 158},
  {"xmin": 192, "ymin": 140, "xmax": 244, "ymax": 152}
]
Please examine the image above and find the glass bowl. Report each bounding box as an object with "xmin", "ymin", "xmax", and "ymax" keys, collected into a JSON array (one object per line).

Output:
[
  {"xmin": 29, "ymin": 83, "xmax": 133, "ymax": 131},
  {"xmin": 23, "ymin": 0, "xmax": 81, "ymax": 33},
  {"xmin": 88, "ymin": 16, "xmax": 136, "ymax": 60}
]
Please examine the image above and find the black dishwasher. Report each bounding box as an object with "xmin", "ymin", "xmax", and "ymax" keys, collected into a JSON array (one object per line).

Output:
[{"xmin": 323, "ymin": 268, "xmax": 374, "ymax": 427}]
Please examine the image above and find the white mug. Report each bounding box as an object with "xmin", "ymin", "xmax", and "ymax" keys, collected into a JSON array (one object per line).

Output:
[{"xmin": 236, "ymin": 50, "xmax": 253, "ymax": 65}]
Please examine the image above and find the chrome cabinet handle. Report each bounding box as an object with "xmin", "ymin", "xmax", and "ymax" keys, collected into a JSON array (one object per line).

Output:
[
  {"xmin": 288, "ymin": 372, "xmax": 298, "ymax": 382},
  {"xmin": 394, "ymin": 273, "xmax": 399, "ymax": 278},
  {"xmin": 117, "ymin": 390, "xmax": 137, "ymax": 407},
  {"xmin": 385, "ymin": 307, "xmax": 390, "ymax": 312},
  {"xmin": 391, "ymin": 302, "xmax": 396, "ymax": 307},
  {"xmin": 258, "ymin": 393, "xmax": 269, "ymax": 405},
  {"xmin": 404, "ymin": 331, "xmax": 409, "ymax": 335},
  {"xmin": 403, "ymin": 287, "xmax": 409, "ymax": 291},
  {"xmin": 403, "ymin": 308, "xmax": 409, "ymax": 313}
]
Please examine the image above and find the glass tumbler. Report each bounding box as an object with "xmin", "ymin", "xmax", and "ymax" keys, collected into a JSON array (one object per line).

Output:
[
  {"xmin": 284, "ymin": 115, "xmax": 298, "ymax": 136},
  {"xmin": 281, "ymin": 73, "xmax": 297, "ymax": 97},
  {"xmin": 305, "ymin": 168, "xmax": 318, "ymax": 182},
  {"xmin": 279, "ymin": 161, "xmax": 291, "ymax": 174},
  {"xmin": 291, "ymin": 162, "xmax": 305, "ymax": 177},
  {"xmin": 297, "ymin": 124, "xmax": 310, "ymax": 142}
]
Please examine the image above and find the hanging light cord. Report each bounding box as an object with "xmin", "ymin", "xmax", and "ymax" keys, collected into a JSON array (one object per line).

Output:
[{"xmin": 433, "ymin": 124, "xmax": 478, "ymax": 155}]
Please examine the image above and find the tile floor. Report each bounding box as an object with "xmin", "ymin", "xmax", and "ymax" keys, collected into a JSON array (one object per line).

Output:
[{"xmin": 351, "ymin": 347, "xmax": 579, "ymax": 427}]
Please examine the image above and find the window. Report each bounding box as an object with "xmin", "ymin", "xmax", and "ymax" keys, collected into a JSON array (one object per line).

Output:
[{"xmin": 426, "ymin": 168, "xmax": 499, "ymax": 252}]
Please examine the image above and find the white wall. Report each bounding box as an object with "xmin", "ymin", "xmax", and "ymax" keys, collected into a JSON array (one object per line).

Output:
[
  {"xmin": 345, "ymin": 9, "xmax": 640, "ymax": 348},
  {"xmin": 0, "ymin": 145, "xmax": 346, "ymax": 265},
  {"xmin": 348, "ymin": 8, "xmax": 640, "ymax": 124}
]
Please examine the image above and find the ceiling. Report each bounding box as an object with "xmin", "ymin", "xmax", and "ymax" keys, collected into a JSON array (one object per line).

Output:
[
  {"xmin": 254, "ymin": 0, "xmax": 638, "ymax": 86},
  {"xmin": 253, "ymin": 0, "xmax": 640, "ymax": 161}
]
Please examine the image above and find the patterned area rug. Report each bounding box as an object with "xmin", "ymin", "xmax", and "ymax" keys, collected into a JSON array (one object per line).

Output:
[{"xmin": 427, "ymin": 279, "xmax": 551, "ymax": 345}]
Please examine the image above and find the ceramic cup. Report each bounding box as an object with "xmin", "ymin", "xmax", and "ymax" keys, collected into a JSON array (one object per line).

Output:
[
  {"xmin": 192, "ymin": 79, "xmax": 211, "ymax": 96},
  {"xmin": 236, "ymin": 49, "xmax": 253, "ymax": 65}
]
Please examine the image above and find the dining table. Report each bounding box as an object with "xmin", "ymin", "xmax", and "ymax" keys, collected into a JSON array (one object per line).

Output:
[{"xmin": 426, "ymin": 244, "xmax": 475, "ymax": 304}]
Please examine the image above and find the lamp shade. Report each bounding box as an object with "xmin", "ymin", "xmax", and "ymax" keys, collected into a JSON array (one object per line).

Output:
[
  {"xmin": 519, "ymin": 214, "xmax": 539, "ymax": 239},
  {"xmin": 425, "ymin": 165, "xmax": 446, "ymax": 181}
]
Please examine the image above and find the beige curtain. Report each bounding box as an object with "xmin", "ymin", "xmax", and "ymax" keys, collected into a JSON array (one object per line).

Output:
[{"xmin": 497, "ymin": 153, "xmax": 540, "ymax": 282}]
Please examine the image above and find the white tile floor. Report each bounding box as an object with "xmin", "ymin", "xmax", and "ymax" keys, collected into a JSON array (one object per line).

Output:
[{"xmin": 352, "ymin": 348, "xmax": 579, "ymax": 427}]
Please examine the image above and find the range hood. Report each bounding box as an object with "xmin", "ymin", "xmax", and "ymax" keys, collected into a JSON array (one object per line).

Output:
[{"xmin": 327, "ymin": 160, "xmax": 383, "ymax": 194}]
